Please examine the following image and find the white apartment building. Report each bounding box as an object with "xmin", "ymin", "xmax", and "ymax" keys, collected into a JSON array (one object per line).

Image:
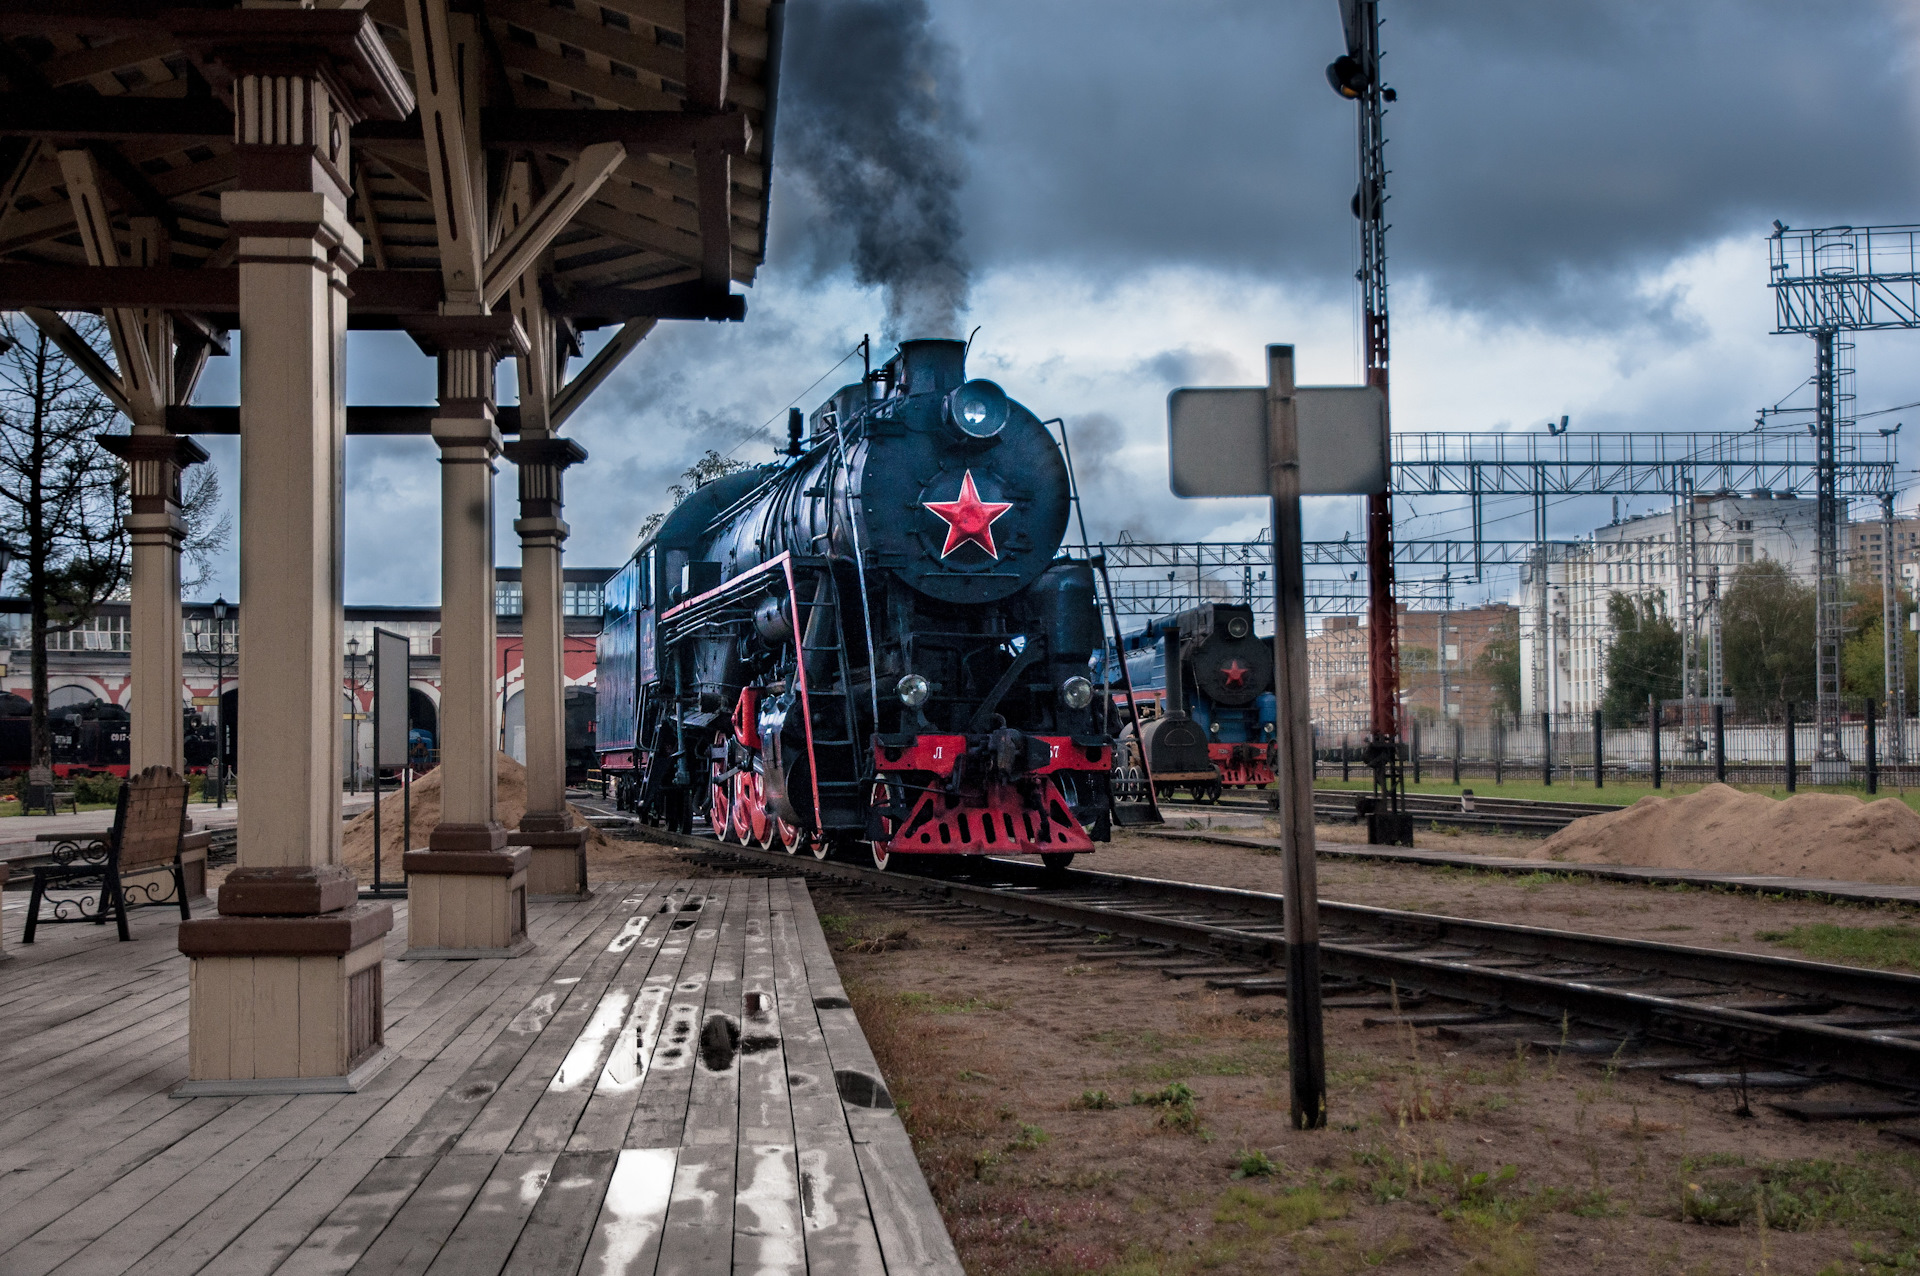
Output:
[{"xmin": 1520, "ymin": 493, "xmax": 1823, "ymax": 717}]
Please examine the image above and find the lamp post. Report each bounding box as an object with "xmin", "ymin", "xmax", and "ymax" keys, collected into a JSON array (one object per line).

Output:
[
  {"xmin": 212, "ymin": 597, "xmax": 229, "ymax": 808},
  {"xmin": 346, "ymin": 636, "xmax": 362, "ymax": 795}
]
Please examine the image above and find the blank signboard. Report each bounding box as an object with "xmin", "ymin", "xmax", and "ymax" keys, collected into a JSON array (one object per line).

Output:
[
  {"xmin": 1167, "ymin": 384, "xmax": 1388, "ymax": 498},
  {"xmin": 373, "ymin": 627, "xmax": 409, "ymax": 766}
]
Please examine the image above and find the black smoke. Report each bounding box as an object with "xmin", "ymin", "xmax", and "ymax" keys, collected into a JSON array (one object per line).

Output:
[{"xmin": 776, "ymin": 0, "xmax": 972, "ymax": 340}]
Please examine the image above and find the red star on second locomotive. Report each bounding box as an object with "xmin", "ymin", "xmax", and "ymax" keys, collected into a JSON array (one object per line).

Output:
[
  {"xmin": 1220, "ymin": 660, "xmax": 1249, "ymax": 689},
  {"xmin": 923, "ymin": 470, "xmax": 1014, "ymax": 559}
]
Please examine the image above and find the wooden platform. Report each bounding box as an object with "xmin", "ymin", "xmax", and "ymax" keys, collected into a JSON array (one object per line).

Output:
[{"xmin": 0, "ymin": 878, "xmax": 962, "ymax": 1275}]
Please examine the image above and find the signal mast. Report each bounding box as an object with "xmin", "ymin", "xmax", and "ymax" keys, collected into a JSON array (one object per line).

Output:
[{"xmin": 1327, "ymin": 0, "xmax": 1411, "ymax": 844}]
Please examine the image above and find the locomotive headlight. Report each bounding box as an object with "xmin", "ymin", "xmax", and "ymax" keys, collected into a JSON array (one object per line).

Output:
[
  {"xmin": 896, "ymin": 673, "xmax": 931, "ymax": 708},
  {"xmin": 947, "ymin": 379, "xmax": 1010, "ymax": 438},
  {"xmin": 1059, "ymin": 675, "xmax": 1094, "ymax": 710}
]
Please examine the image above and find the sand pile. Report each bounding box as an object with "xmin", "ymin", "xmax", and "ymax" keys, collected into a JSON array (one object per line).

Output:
[
  {"xmin": 340, "ymin": 751, "xmax": 613, "ymax": 877},
  {"xmin": 1532, "ymin": 783, "xmax": 1920, "ymax": 884}
]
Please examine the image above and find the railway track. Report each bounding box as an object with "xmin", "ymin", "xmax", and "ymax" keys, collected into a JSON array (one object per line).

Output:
[
  {"xmin": 1160, "ymin": 788, "xmax": 1626, "ymax": 836},
  {"xmin": 612, "ymin": 818, "xmax": 1920, "ymax": 1104}
]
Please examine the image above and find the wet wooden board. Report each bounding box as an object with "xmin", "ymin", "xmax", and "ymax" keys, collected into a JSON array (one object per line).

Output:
[{"xmin": 0, "ymin": 879, "xmax": 961, "ymax": 1274}]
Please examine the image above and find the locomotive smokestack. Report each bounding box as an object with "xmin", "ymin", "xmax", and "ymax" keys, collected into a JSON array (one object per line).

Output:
[
  {"xmin": 896, "ymin": 339, "xmax": 966, "ymax": 396},
  {"xmin": 782, "ymin": 0, "xmax": 971, "ymax": 341},
  {"xmin": 787, "ymin": 407, "xmax": 804, "ymax": 456}
]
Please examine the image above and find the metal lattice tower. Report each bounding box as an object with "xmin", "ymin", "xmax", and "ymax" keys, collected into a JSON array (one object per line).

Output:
[
  {"xmin": 1329, "ymin": 0, "xmax": 1407, "ymax": 840},
  {"xmin": 1769, "ymin": 224, "xmax": 1917, "ymax": 772}
]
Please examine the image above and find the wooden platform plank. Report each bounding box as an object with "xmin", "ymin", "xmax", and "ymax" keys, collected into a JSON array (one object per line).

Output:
[
  {"xmin": 575, "ymin": 1146, "xmax": 677, "ymax": 1276},
  {"xmin": 0, "ymin": 1096, "xmax": 293, "ymax": 1275},
  {"xmin": 498, "ymin": 1148, "xmax": 617, "ymax": 1276},
  {"xmin": 654, "ymin": 879, "xmax": 745, "ymax": 1275},
  {"xmin": 464, "ymin": 882, "xmax": 682, "ymax": 1156},
  {"xmin": 565, "ymin": 888, "xmax": 707, "ymax": 1155},
  {"xmin": 420, "ymin": 1151, "xmax": 558, "ymax": 1276},
  {"xmin": 387, "ymin": 902, "xmax": 647, "ymax": 1159},
  {"xmin": 732, "ymin": 879, "xmax": 806, "ymax": 1276},
  {"xmin": 766, "ymin": 880, "xmax": 886, "ymax": 1276},
  {"xmin": 192, "ymin": 897, "xmax": 636, "ymax": 1276},
  {"xmin": 786, "ymin": 880, "xmax": 965, "ymax": 1276},
  {"xmin": 623, "ymin": 883, "xmax": 734, "ymax": 1151},
  {"xmin": 269, "ymin": 1155, "xmax": 438, "ymax": 1276}
]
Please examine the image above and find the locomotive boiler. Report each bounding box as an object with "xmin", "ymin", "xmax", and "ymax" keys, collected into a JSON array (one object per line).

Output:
[
  {"xmin": 1111, "ymin": 603, "xmax": 1275, "ymax": 801},
  {"xmin": 596, "ymin": 339, "xmax": 1112, "ymax": 869}
]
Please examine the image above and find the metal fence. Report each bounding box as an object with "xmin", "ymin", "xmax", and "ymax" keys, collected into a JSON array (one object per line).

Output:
[{"xmin": 1314, "ymin": 702, "xmax": 1920, "ymax": 791}]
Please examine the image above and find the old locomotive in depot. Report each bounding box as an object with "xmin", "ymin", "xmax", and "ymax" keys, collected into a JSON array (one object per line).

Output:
[
  {"xmin": 1109, "ymin": 603, "xmax": 1277, "ymax": 803},
  {"xmin": 595, "ymin": 339, "xmax": 1112, "ymax": 869}
]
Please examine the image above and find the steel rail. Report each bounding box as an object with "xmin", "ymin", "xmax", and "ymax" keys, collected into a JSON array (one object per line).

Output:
[{"xmin": 622, "ymin": 822, "xmax": 1920, "ymax": 1090}]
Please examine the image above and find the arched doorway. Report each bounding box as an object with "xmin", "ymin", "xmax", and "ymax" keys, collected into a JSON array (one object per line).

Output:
[
  {"xmin": 502, "ymin": 689, "xmax": 526, "ymax": 764},
  {"xmin": 407, "ymin": 688, "xmax": 438, "ymax": 769}
]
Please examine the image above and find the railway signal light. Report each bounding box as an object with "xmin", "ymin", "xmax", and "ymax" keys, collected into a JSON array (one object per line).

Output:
[{"xmin": 1325, "ymin": 54, "xmax": 1368, "ymax": 99}]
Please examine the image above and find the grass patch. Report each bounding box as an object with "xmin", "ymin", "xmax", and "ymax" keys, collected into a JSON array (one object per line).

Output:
[
  {"xmin": 895, "ymin": 990, "xmax": 1007, "ymax": 1014},
  {"xmin": 1074, "ymin": 1088, "xmax": 1118, "ymax": 1111},
  {"xmin": 1754, "ymin": 923, "xmax": 1920, "ymax": 971},
  {"xmin": 1133, "ymin": 1081, "xmax": 1203, "ymax": 1133},
  {"xmin": 1232, "ymin": 1148, "xmax": 1278, "ymax": 1179},
  {"xmin": 1214, "ymin": 1182, "xmax": 1343, "ymax": 1236},
  {"xmin": 1678, "ymin": 1153, "xmax": 1920, "ymax": 1233}
]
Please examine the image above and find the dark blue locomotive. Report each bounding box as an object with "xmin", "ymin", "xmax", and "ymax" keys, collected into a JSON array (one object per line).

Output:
[
  {"xmin": 1107, "ymin": 603, "xmax": 1276, "ymax": 801},
  {"xmin": 596, "ymin": 339, "xmax": 1112, "ymax": 869}
]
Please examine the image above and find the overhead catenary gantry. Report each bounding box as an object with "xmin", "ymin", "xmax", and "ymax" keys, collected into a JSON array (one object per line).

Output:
[
  {"xmin": 1769, "ymin": 223, "xmax": 1920, "ymax": 771},
  {"xmin": 0, "ymin": 0, "xmax": 783, "ymax": 1095}
]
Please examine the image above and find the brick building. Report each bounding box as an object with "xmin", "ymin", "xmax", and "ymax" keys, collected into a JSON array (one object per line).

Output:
[{"xmin": 1308, "ymin": 603, "xmax": 1519, "ymax": 738}]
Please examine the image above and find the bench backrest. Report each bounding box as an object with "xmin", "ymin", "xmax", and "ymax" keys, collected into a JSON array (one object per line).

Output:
[{"xmin": 114, "ymin": 766, "xmax": 190, "ymax": 874}]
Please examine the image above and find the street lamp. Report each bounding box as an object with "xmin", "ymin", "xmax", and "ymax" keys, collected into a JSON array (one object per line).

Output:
[
  {"xmin": 346, "ymin": 635, "xmax": 362, "ymax": 795},
  {"xmin": 212, "ymin": 597, "xmax": 231, "ymax": 807}
]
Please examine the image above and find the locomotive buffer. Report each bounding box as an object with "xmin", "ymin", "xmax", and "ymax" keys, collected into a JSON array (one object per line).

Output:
[{"xmin": 1167, "ymin": 344, "xmax": 1388, "ymax": 1130}]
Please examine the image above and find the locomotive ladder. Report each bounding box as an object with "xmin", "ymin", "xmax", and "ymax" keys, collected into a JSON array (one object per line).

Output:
[{"xmin": 794, "ymin": 565, "xmax": 872, "ymax": 829}]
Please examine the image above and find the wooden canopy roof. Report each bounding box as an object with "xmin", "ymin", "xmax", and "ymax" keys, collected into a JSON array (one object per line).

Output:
[{"xmin": 0, "ymin": 0, "xmax": 783, "ymax": 333}]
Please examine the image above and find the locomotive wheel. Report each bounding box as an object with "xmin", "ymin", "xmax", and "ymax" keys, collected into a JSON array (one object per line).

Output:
[
  {"xmin": 1041, "ymin": 852, "xmax": 1075, "ymax": 873},
  {"xmin": 776, "ymin": 817, "xmax": 803, "ymax": 855},
  {"xmin": 744, "ymin": 771, "xmax": 770, "ymax": 845},
  {"xmin": 709, "ymin": 769, "xmax": 732, "ymax": 842},
  {"xmin": 869, "ymin": 782, "xmax": 899, "ymax": 871}
]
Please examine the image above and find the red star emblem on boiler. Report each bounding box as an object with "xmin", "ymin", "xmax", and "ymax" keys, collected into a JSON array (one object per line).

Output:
[
  {"xmin": 923, "ymin": 470, "xmax": 1014, "ymax": 559},
  {"xmin": 1221, "ymin": 660, "xmax": 1249, "ymax": 688}
]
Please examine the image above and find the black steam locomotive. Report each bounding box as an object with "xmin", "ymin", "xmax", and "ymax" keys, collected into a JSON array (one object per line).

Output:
[
  {"xmin": 596, "ymin": 339, "xmax": 1111, "ymax": 869},
  {"xmin": 1111, "ymin": 603, "xmax": 1276, "ymax": 801}
]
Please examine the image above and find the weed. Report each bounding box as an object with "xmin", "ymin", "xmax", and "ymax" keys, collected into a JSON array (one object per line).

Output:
[
  {"xmin": 1231, "ymin": 1148, "xmax": 1278, "ymax": 1179},
  {"xmin": 956, "ymin": 1069, "xmax": 991, "ymax": 1083},
  {"xmin": 1074, "ymin": 1088, "xmax": 1118, "ymax": 1110},
  {"xmin": 1009, "ymin": 1122, "xmax": 1050, "ymax": 1151},
  {"xmin": 843, "ymin": 927, "xmax": 915, "ymax": 954},
  {"xmin": 1132, "ymin": 1081, "xmax": 1203, "ymax": 1133},
  {"xmin": 817, "ymin": 912, "xmax": 856, "ymax": 936}
]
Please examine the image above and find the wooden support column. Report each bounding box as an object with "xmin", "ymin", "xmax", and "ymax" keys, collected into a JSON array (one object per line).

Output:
[
  {"xmin": 47, "ymin": 151, "xmax": 200, "ymax": 775},
  {"xmin": 402, "ymin": 315, "xmax": 534, "ymax": 956},
  {"xmin": 172, "ymin": 10, "xmax": 412, "ymax": 1095},
  {"xmin": 502, "ymin": 435, "xmax": 588, "ymax": 898}
]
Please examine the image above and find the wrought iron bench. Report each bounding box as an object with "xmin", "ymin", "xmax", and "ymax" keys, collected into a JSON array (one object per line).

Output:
[{"xmin": 23, "ymin": 766, "xmax": 194, "ymax": 943}]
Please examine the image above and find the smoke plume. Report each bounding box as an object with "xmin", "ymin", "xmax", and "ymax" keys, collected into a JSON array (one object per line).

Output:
[{"xmin": 780, "ymin": 0, "xmax": 972, "ymax": 340}]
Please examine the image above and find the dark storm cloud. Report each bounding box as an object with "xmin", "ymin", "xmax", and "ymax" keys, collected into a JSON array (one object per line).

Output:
[
  {"xmin": 933, "ymin": 0, "xmax": 1920, "ymax": 322},
  {"xmin": 775, "ymin": 0, "xmax": 973, "ymax": 339}
]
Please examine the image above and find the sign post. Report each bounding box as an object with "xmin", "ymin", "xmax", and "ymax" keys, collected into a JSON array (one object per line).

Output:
[
  {"xmin": 1264, "ymin": 345, "xmax": 1327, "ymax": 1130},
  {"xmin": 1165, "ymin": 344, "xmax": 1381, "ymax": 1130}
]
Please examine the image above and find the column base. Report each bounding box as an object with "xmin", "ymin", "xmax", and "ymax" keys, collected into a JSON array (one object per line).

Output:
[
  {"xmin": 402, "ymin": 846, "xmax": 531, "ymax": 958},
  {"xmin": 176, "ymin": 901, "xmax": 393, "ymax": 1092},
  {"xmin": 509, "ymin": 824, "xmax": 591, "ymax": 900}
]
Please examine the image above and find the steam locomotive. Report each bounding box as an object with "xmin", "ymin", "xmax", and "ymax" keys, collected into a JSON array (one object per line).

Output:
[
  {"xmin": 596, "ymin": 339, "xmax": 1112, "ymax": 868},
  {"xmin": 1110, "ymin": 603, "xmax": 1276, "ymax": 801}
]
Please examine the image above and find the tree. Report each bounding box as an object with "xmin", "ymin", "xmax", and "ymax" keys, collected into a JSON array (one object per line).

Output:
[
  {"xmin": 1721, "ymin": 559, "xmax": 1817, "ymax": 716},
  {"xmin": 638, "ymin": 449, "xmax": 754, "ymax": 540},
  {"xmin": 0, "ymin": 314, "xmax": 229, "ymax": 786},
  {"xmin": 1600, "ymin": 592, "xmax": 1682, "ymax": 726},
  {"xmin": 1475, "ymin": 614, "xmax": 1522, "ymax": 722},
  {"xmin": 1838, "ymin": 577, "xmax": 1917, "ymax": 707}
]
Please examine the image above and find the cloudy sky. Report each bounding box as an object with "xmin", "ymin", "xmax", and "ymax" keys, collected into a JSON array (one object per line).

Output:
[{"xmin": 192, "ymin": 0, "xmax": 1920, "ymax": 611}]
